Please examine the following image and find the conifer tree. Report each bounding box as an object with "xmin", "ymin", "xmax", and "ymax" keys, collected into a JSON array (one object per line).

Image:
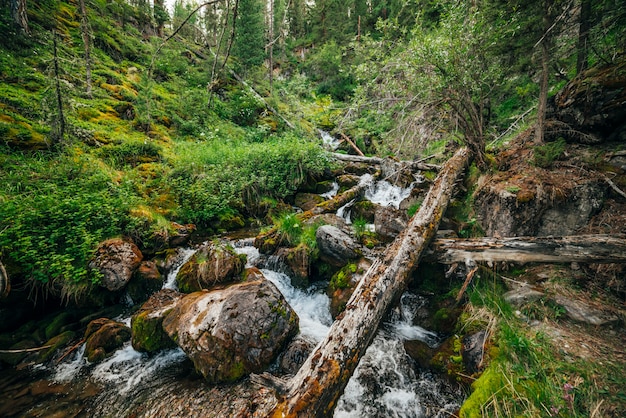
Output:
[{"xmin": 232, "ymin": 0, "xmax": 265, "ymax": 73}]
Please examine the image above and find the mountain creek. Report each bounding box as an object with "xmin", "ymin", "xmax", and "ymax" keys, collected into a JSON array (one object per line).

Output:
[{"xmin": 2, "ymin": 144, "xmax": 625, "ymax": 417}]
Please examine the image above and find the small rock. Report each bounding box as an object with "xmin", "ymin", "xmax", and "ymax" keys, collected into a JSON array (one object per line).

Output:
[
  {"xmin": 554, "ymin": 295, "xmax": 619, "ymax": 326},
  {"xmin": 503, "ymin": 287, "xmax": 544, "ymax": 307},
  {"xmin": 176, "ymin": 241, "xmax": 245, "ymax": 293},
  {"xmin": 127, "ymin": 261, "xmax": 164, "ymax": 304},
  {"xmin": 294, "ymin": 193, "xmax": 325, "ymax": 212},
  {"xmin": 462, "ymin": 330, "xmax": 488, "ymax": 375},
  {"xmin": 374, "ymin": 206, "xmax": 408, "ymax": 239},
  {"xmin": 84, "ymin": 318, "xmax": 131, "ymax": 363},
  {"xmin": 279, "ymin": 337, "xmax": 314, "ymax": 374}
]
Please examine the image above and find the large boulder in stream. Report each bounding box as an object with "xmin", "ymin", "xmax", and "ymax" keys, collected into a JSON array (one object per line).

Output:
[
  {"xmin": 176, "ymin": 241, "xmax": 245, "ymax": 293},
  {"xmin": 84, "ymin": 318, "xmax": 131, "ymax": 363},
  {"xmin": 162, "ymin": 277, "xmax": 299, "ymax": 383},
  {"xmin": 131, "ymin": 289, "xmax": 184, "ymax": 352},
  {"xmin": 89, "ymin": 238, "xmax": 143, "ymax": 292},
  {"xmin": 316, "ymin": 225, "xmax": 359, "ymax": 266}
]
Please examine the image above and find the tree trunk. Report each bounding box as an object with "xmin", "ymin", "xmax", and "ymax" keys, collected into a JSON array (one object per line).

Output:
[
  {"xmin": 268, "ymin": 147, "xmax": 470, "ymax": 417},
  {"xmin": 52, "ymin": 31, "xmax": 66, "ymax": 144},
  {"xmin": 535, "ymin": 0, "xmax": 552, "ymax": 144},
  {"xmin": 79, "ymin": 0, "xmax": 93, "ymax": 98},
  {"xmin": 428, "ymin": 234, "xmax": 626, "ymax": 264},
  {"xmin": 10, "ymin": 0, "xmax": 29, "ymax": 34},
  {"xmin": 576, "ymin": 0, "xmax": 591, "ymax": 75},
  {"xmin": 0, "ymin": 259, "xmax": 9, "ymax": 300}
]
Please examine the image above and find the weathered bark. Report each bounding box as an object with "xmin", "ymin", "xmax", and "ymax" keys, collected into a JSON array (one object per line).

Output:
[
  {"xmin": 78, "ymin": 0, "xmax": 93, "ymax": 98},
  {"xmin": 428, "ymin": 234, "xmax": 626, "ymax": 264},
  {"xmin": 339, "ymin": 133, "xmax": 365, "ymax": 156},
  {"xmin": 0, "ymin": 259, "xmax": 9, "ymax": 300},
  {"xmin": 268, "ymin": 147, "xmax": 470, "ymax": 417},
  {"xmin": 10, "ymin": 0, "xmax": 29, "ymax": 34},
  {"xmin": 331, "ymin": 152, "xmax": 440, "ymax": 171}
]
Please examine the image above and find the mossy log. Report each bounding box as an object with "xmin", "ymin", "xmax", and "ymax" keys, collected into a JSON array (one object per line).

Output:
[
  {"xmin": 428, "ymin": 234, "xmax": 626, "ymax": 264},
  {"xmin": 331, "ymin": 152, "xmax": 440, "ymax": 171},
  {"xmin": 267, "ymin": 147, "xmax": 470, "ymax": 417}
]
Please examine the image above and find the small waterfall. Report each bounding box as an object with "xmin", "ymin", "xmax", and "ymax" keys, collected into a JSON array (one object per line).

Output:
[
  {"xmin": 335, "ymin": 292, "xmax": 462, "ymax": 418},
  {"xmin": 320, "ymin": 130, "xmax": 341, "ymax": 150},
  {"xmin": 321, "ymin": 181, "xmax": 339, "ymax": 198},
  {"xmin": 232, "ymin": 238, "xmax": 261, "ymax": 267},
  {"xmin": 162, "ymin": 248, "xmax": 196, "ymax": 290},
  {"xmin": 262, "ymin": 269, "xmax": 332, "ymax": 343},
  {"xmin": 365, "ymin": 179, "xmax": 415, "ymax": 209}
]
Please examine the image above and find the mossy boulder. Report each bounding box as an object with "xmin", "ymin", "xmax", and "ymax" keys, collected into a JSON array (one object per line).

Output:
[
  {"xmin": 131, "ymin": 289, "xmax": 183, "ymax": 353},
  {"xmin": 84, "ymin": 318, "xmax": 131, "ymax": 363},
  {"xmin": 127, "ymin": 260, "xmax": 164, "ymax": 304},
  {"xmin": 162, "ymin": 277, "xmax": 299, "ymax": 383},
  {"xmin": 275, "ymin": 244, "xmax": 312, "ymax": 288},
  {"xmin": 176, "ymin": 241, "xmax": 245, "ymax": 293},
  {"xmin": 294, "ymin": 193, "xmax": 325, "ymax": 212}
]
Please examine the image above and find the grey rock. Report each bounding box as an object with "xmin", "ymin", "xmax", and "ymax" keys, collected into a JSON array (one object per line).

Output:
[
  {"xmin": 554, "ymin": 295, "xmax": 619, "ymax": 326},
  {"xmin": 374, "ymin": 206, "xmax": 408, "ymax": 239},
  {"xmin": 503, "ymin": 287, "xmax": 545, "ymax": 307},
  {"xmin": 316, "ymin": 225, "xmax": 359, "ymax": 265}
]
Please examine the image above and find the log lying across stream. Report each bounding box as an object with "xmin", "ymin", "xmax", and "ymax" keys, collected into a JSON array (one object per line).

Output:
[
  {"xmin": 428, "ymin": 234, "xmax": 626, "ymax": 264},
  {"xmin": 331, "ymin": 152, "xmax": 441, "ymax": 172},
  {"xmin": 266, "ymin": 147, "xmax": 470, "ymax": 417}
]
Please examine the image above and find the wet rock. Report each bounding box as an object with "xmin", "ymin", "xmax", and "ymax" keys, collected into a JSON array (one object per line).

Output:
[
  {"xmin": 341, "ymin": 162, "xmax": 377, "ymax": 176},
  {"xmin": 131, "ymin": 289, "xmax": 183, "ymax": 353},
  {"xmin": 176, "ymin": 241, "xmax": 245, "ymax": 293},
  {"xmin": 328, "ymin": 259, "xmax": 369, "ymax": 318},
  {"xmin": 462, "ymin": 330, "xmax": 487, "ymax": 375},
  {"xmin": 404, "ymin": 339, "xmax": 436, "ymax": 370},
  {"xmin": 89, "ymin": 238, "xmax": 143, "ymax": 292},
  {"xmin": 374, "ymin": 206, "xmax": 408, "ymax": 239},
  {"xmin": 275, "ymin": 245, "xmax": 311, "ymax": 288},
  {"xmin": 503, "ymin": 287, "xmax": 545, "ymax": 307},
  {"xmin": 39, "ymin": 330, "xmax": 76, "ymax": 363},
  {"xmin": 316, "ymin": 180, "xmax": 336, "ymax": 194},
  {"xmin": 169, "ymin": 222, "xmax": 196, "ymax": 247},
  {"xmin": 84, "ymin": 318, "xmax": 131, "ymax": 363},
  {"xmin": 127, "ymin": 261, "xmax": 164, "ymax": 305},
  {"xmin": 553, "ymin": 295, "xmax": 619, "ymax": 326},
  {"xmin": 162, "ymin": 278, "xmax": 299, "ymax": 383},
  {"xmin": 316, "ymin": 225, "xmax": 359, "ymax": 266},
  {"xmin": 279, "ymin": 337, "xmax": 314, "ymax": 374},
  {"xmin": 336, "ymin": 174, "xmax": 361, "ymax": 189},
  {"xmin": 352, "ymin": 201, "xmax": 376, "ymax": 223},
  {"xmin": 294, "ymin": 193, "xmax": 324, "ymax": 211}
]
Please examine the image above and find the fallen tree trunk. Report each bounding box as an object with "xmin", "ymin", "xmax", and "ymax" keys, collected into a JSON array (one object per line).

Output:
[
  {"xmin": 428, "ymin": 234, "xmax": 626, "ymax": 264},
  {"xmin": 268, "ymin": 147, "xmax": 470, "ymax": 417},
  {"xmin": 331, "ymin": 152, "xmax": 440, "ymax": 171},
  {"xmin": 0, "ymin": 260, "xmax": 9, "ymax": 300}
]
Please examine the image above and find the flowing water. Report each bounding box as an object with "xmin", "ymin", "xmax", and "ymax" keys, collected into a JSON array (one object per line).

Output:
[{"xmin": 1, "ymin": 175, "xmax": 464, "ymax": 417}]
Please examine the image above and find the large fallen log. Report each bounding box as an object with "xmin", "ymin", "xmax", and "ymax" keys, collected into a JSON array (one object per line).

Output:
[
  {"xmin": 268, "ymin": 147, "xmax": 470, "ymax": 417},
  {"xmin": 428, "ymin": 234, "xmax": 626, "ymax": 264},
  {"xmin": 331, "ymin": 152, "xmax": 440, "ymax": 171}
]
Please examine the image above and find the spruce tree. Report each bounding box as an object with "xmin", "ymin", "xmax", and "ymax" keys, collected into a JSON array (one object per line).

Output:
[{"xmin": 232, "ymin": 0, "xmax": 265, "ymax": 73}]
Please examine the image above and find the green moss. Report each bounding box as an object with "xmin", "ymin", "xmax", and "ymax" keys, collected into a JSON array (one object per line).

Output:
[
  {"xmin": 459, "ymin": 366, "xmax": 506, "ymax": 418},
  {"xmin": 330, "ymin": 263, "xmax": 357, "ymax": 291},
  {"xmin": 131, "ymin": 310, "xmax": 176, "ymax": 352}
]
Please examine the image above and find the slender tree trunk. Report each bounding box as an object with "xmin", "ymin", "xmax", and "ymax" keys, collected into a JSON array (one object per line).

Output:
[
  {"xmin": 269, "ymin": 0, "xmax": 274, "ymax": 94},
  {"xmin": 154, "ymin": 0, "xmax": 166, "ymax": 37},
  {"xmin": 268, "ymin": 148, "xmax": 471, "ymax": 417},
  {"xmin": 79, "ymin": 0, "xmax": 93, "ymax": 98},
  {"xmin": 535, "ymin": 0, "xmax": 552, "ymax": 145},
  {"xmin": 0, "ymin": 260, "xmax": 9, "ymax": 300},
  {"xmin": 10, "ymin": 0, "xmax": 29, "ymax": 34},
  {"xmin": 577, "ymin": 0, "xmax": 591, "ymax": 75},
  {"xmin": 52, "ymin": 31, "xmax": 66, "ymax": 144}
]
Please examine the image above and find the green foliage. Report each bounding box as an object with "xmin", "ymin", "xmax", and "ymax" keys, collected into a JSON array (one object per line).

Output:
[
  {"xmin": 352, "ymin": 217, "xmax": 368, "ymax": 240},
  {"xmin": 232, "ymin": 0, "xmax": 266, "ymax": 73},
  {"xmin": 533, "ymin": 138, "xmax": 566, "ymax": 168}
]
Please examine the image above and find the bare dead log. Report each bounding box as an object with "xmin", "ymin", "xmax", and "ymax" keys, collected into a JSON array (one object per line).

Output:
[
  {"xmin": 428, "ymin": 234, "xmax": 626, "ymax": 264},
  {"xmin": 268, "ymin": 147, "xmax": 470, "ymax": 417},
  {"xmin": 331, "ymin": 152, "xmax": 440, "ymax": 171},
  {"xmin": 339, "ymin": 133, "xmax": 365, "ymax": 156}
]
